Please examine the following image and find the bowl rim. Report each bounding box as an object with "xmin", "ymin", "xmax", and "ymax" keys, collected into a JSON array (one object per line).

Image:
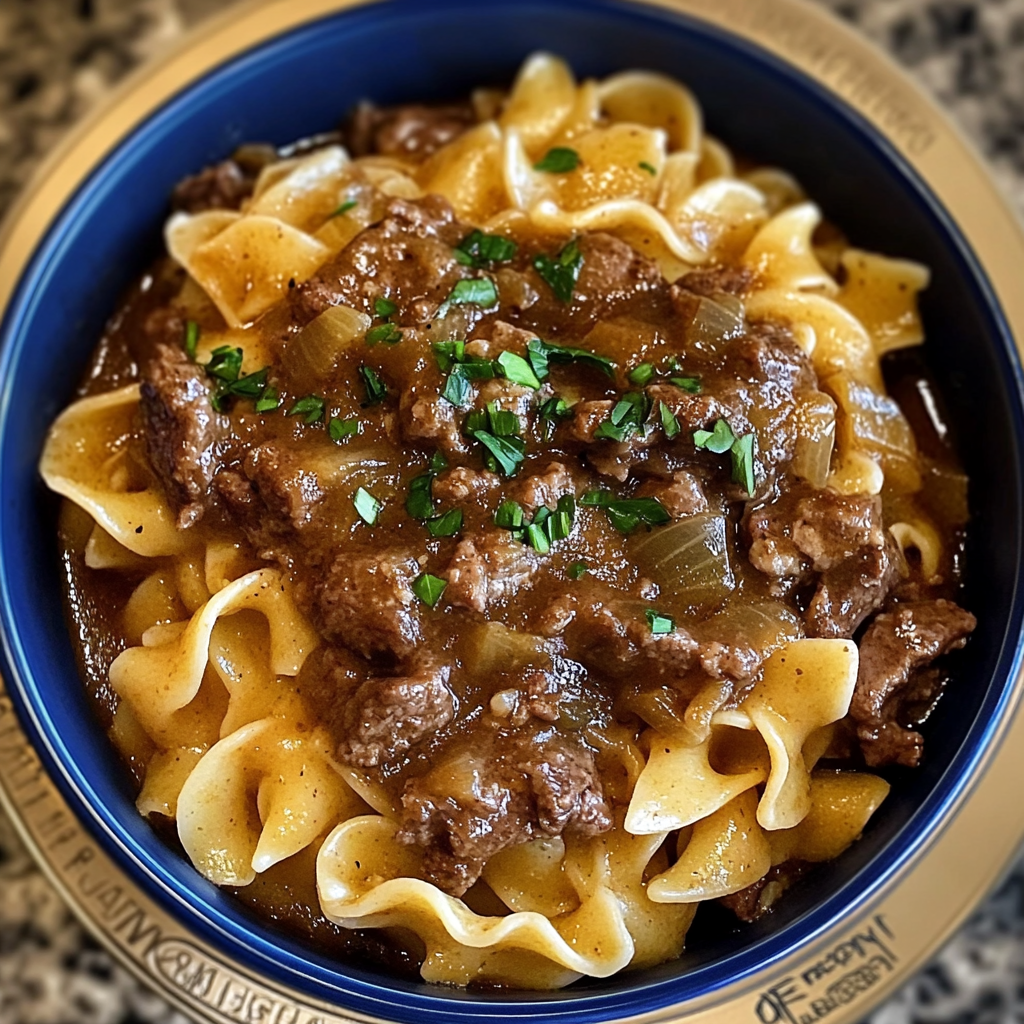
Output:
[{"xmin": 1, "ymin": 0, "xmax": 1024, "ymax": 1022}]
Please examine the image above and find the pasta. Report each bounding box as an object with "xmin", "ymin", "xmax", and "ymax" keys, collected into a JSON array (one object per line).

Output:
[{"xmin": 44, "ymin": 53, "xmax": 975, "ymax": 989}]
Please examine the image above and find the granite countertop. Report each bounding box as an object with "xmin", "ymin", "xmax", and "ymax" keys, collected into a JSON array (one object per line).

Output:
[{"xmin": 1, "ymin": 1, "xmax": 1023, "ymax": 1022}]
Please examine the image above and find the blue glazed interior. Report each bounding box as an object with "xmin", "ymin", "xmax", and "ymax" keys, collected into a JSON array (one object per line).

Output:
[{"xmin": 1, "ymin": 0, "xmax": 1022, "ymax": 1020}]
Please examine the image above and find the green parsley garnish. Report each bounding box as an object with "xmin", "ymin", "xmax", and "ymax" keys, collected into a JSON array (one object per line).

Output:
[
  {"xmin": 330, "ymin": 199, "xmax": 357, "ymax": 218},
  {"xmin": 406, "ymin": 474, "xmax": 435, "ymax": 520},
  {"xmin": 497, "ymin": 350, "xmax": 541, "ymax": 390},
  {"xmin": 527, "ymin": 336, "xmax": 615, "ymax": 379},
  {"xmin": 358, "ymin": 365, "xmax": 387, "ymax": 406},
  {"xmin": 533, "ymin": 239, "xmax": 583, "ymax": 303},
  {"xmin": 569, "ymin": 560, "xmax": 590, "ymax": 580},
  {"xmin": 693, "ymin": 418, "xmax": 736, "ymax": 454},
  {"xmin": 444, "ymin": 278, "xmax": 499, "ymax": 310},
  {"xmin": 659, "ymin": 401, "xmax": 681, "ymax": 439},
  {"xmin": 353, "ymin": 486, "xmax": 382, "ymax": 526},
  {"xmin": 328, "ymin": 416, "xmax": 359, "ymax": 442},
  {"xmin": 671, "ymin": 375, "xmax": 703, "ymax": 394},
  {"xmin": 426, "ymin": 508, "xmax": 463, "ymax": 538},
  {"xmin": 645, "ymin": 608, "xmax": 675, "ymax": 634},
  {"xmin": 639, "ymin": 161, "xmax": 658, "ymax": 176},
  {"xmin": 430, "ymin": 450, "xmax": 449, "ymax": 473},
  {"xmin": 366, "ymin": 322, "xmax": 402, "ymax": 346},
  {"xmin": 730, "ymin": 432, "xmax": 757, "ymax": 495},
  {"xmin": 412, "ymin": 573, "xmax": 447, "ymax": 607},
  {"xmin": 433, "ymin": 340, "xmax": 466, "ymax": 372},
  {"xmin": 442, "ymin": 369, "xmax": 472, "ymax": 408},
  {"xmin": 206, "ymin": 345, "xmax": 243, "ymax": 384},
  {"xmin": 526, "ymin": 523, "xmax": 551, "ymax": 554},
  {"xmin": 533, "ymin": 147, "xmax": 581, "ymax": 173},
  {"xmin": 223, "ymin": 367, "xmax": 269, "ymax": 400},
  {"xmin": 254, "ymin": 387, "xmax": 281, "ymax": 413},
  {"xmin": 203, "ymin": 347, "xmax": 277, "ymax": 412},
  {"xmin": 580, "ymin": 491, "xmax": 670, "ymax": 533},
  {"xmin": 628, "ymin": 362, "xmax": 654, "ymax": 386},
  {"xmin": 184, "ymin": 320, "xmax": 200, "ymax": 360},
  {"xmin": 495, "ymin": 500, "xmax": 526, "ymax": 531},
  {"xmin": 455, "ymin": 230, "xmax": 518, "ymax": 267},
  {"xmin": 287, "ymin": 394, "xmax": 326, "ymax": 425},
  {"xmin": 473, "ymin": 430, "xmax": 525, "ymax": 477},
  {"xmin": 594, "ymin": 392, "xmax": 650, "ymax": 442},
  {"xmin": 374, "ymin": 297, "xmax": 398, "ymax": 318}
]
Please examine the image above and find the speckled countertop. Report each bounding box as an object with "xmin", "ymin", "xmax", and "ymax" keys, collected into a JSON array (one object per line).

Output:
[{"xmin": 2, "ymin": 2, "xmax": 1024, "ymax": 1022}]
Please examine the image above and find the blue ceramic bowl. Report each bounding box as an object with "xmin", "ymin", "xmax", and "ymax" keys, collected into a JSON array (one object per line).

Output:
[{"xmin": 1, "ymin": 0, "xmax": 1023, "ymax": 1021}]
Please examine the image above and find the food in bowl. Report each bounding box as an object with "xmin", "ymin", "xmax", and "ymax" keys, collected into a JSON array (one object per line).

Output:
[{"xmin": 40, "ymin": 53, "xmax": 976, "ymax": 988}]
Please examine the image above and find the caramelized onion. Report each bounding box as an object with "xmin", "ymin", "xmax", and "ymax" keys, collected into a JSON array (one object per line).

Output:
[
  {"xmin": 685, "ymin": 293, "xmax": 745, "ymax": 354},
  {"xmin": 632, "ymin": 512, "xmax": 736, "ymax": 611},
  {"xmin": 462, "ymin": 621, "xmax": 549, "ymax": 677},
  {"xmin": 792, "ymin": 392, "xmax": 837, "ymax": 488},
  {"xmin": 289, "ymin": 305, "xmax": 371, "ymax": 390}
]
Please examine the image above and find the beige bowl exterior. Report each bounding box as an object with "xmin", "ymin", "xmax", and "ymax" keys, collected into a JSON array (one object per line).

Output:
[{"xmin": 2, "ymin": 0, "xmax": 1024, "ymax": 1021}]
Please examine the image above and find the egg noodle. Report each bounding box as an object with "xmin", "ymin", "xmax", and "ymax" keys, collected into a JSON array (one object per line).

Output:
[{"xmin": 40, "ymin": 54, "xmax": 942, "ymax": 987}]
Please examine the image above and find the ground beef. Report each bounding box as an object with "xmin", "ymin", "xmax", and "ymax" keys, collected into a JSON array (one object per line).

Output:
[
  {"xmin": 851, "ymin": 599, "xmax": 976, "ymax": 766},
  {"xmin": 336, "ymin": 661, "xmax": 455, "ymax": 768},
  {"xmin": 444, "ymin": 531, "xmax": 544, "ymax": 613},
  {"xmin": 170, "ymin": 159, "xmax": 255, "ymax": 213},
  {"xmin": 317, "ymin": 548, "xmax": 423, "ymax": 658},
  {"xmin": 397, "ymin": 727, "xmax": 612, "ymax": 895},
  {"xmin": 342, "ymin": 101, "xmax": 478, "ymax": 160},
  {"xmin": 138, "ymin": 342, "xmax": 228, "ymax": 527}
]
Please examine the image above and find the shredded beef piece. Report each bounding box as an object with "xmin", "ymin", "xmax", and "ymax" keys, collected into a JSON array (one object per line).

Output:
[
  {"xmin": 444, "ymin": 531, "xmax": 543, "ymax": 613},
  {"xmin": 675, "ymin": 265, "xmax": 754, "ymax": 298},
  {"xmin": 171, "ymin": 159, "xmax": 255, "ymax": 213},
  {"xmin": 337, "ymin": 662, "xmax": 455, "ymax": 768},
  {"xmin": 317, "ymin": 548, "xmax": 422, "ymax": 658},
  {"xmin": 431, "ymin": 467, "xmax": 501, "ymax": 504},
  {"xmin": 139, "ymin": 342, "xmax": 228, "ymax": 527},
  {"xmin": 635, "ymin": 471, "xmax": 709, "ymax": 518},
  {"xmin": 294, "ymin": 196, "xmax": 469, "ymax": 323},
  {"xmin": 719, "ymin": 862, "xmax": 812, "ymax": 922},
  {"xmin": 850, "ymin": 599, "xmax": 976, "ymax": 766},
  {"xmin": 511, "ymin": 462, "xmax": 574, "ymax": 514},
  {"xmin": 343, "ymin": 101, "xmax": 478, "ymax": 160},
  {"xmin": 399, "ymin": 387, "xmax": 468, "ymax": 456},
  {"xmin": 397, "ymin": 727, "xmax": 612, "ymax": 895}
]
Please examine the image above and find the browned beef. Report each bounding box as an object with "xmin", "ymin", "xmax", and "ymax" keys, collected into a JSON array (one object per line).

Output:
[
  {"xmin": 851, "ymin": 599, "xmax": 976, "ymax": 766},
  {"xmin": 342, "ymin": 101, "xmax": 478, "ymax": 160},
  {"xmin": 674, "ymin": 265, "xmax": 754, "ymax": 298},
  {"xmin": 243, "ymin": 443, "xmax": 325, "ymax": 530},
  {"xmin": 444, "ymin": 531, "xmax": 543, "ymax": 613},
  {"xmin": 317, "ymin": 548, "xmax": 423, "ymax": 658},
  {"xmin": 337, "ymin": 661, "xmax": 455, "ymax": 767},
  {"xmin": 294, "ymin": 196, "xmax": 470, "ymax": 323},
  {"xmin": 635, "ymin": 471, "xmax": 709, "ymax": 518},
  {"xmin": 139, "ymin": 342, "xmax": 228, "ymax": 527},
  {"xmin": 718, "ymin": 862, "xmax": 812, "ymax": 922},
  {"xmin": 511, "ymin": 462, "xmax": 574, "ymax": 514},
  {"xmin": 397, "ymin": 727, "xmax": 612, "ymax": 895},
  {"xmin": 399, "ymin": 387, "xmax": 468, "ymax": 456},
  {"xmin": 171, "ymin": 159, "xmax": 255, "ymax": 213},
  {"xmin": 431, "ymin": 467, "xmax": 501, "ymax": 504}
]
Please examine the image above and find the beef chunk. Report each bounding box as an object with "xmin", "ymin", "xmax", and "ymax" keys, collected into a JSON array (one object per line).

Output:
[
  {"xmin": 444, "ymin": 532, "xmax": 544, "ymax": 613},
  {"xmin": 342, "ymin": 101, "xmax": 478, "ymax": 160},
  {"xmin": 317, "ymin": 548, "xmax": 422, "ymax": 658},
  {"xmin": 511, "ymin": 462, "xmax": 575, "ymax": 514},
  {"xmin": 171, "ymin": 159, "xmax": 255, "ymax": 213},
  {"xmin": 139, "ymin": 342, "xmax": 228, "ymax": 527},
  {"xmin": 337, "ymin": 661, "xmax": 455, "ymax": 767},
  {"xmin": 397, "ymin": 727, "xmax": 612, "ymax": 895},
  {"xmin": 674, "ymin": 265, "xmax": 754, "ymax": 298},
  {"xmin": 243, "ymin": 443, "xmax": 324, "ymax": 530},
  {"xmin": 431, "ymin": 467, "xmax": 501, "ymax": 505},
  {"xmin": 295, "ymin": 196, "xmax": 469, "ymax": 324},
  {"xmin": 399, "ymin": 387, "xmax": 468, "ymax": 456},
  {"xmin": 718, "ymin": 862, "xmax": 812, "ymax": 922},
  {"xmin": 635, "ymin": 471, "xmax": 709, "ymax": 518},
  {"xmin": 745, "ymin": 487, "xmax": 903, "ymax": 638},
  {"xmin": 851, "ymin": 599, "xmax": 976, "ymax": 767}
]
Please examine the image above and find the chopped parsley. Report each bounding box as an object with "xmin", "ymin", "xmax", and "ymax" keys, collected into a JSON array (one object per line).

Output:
[
  {"xmin": 374, "ymin": 297, "xmax": 398, "ymax": 318},
  {"xmin": 426, "ymin": 508, "xmax": 464, "ymax": 538},
  {"xmin": 287, "ymin": 394, "xmax": 326, "ymax": 425},
  {"xmin": 358, "ymin": 365, "xmax": 387, "ymax": 406},
  {"xmin": 407, "ymin": 451, "xmax": 449, "ymax": 520},
  {"xmin": 225, "ymin": 367, "xmax": 269, "ymax": 400},
  {"xmin": 538, "ymin": 395, "xmax": 571, "ymax": 423},
  {"xmin": 580, "ymin": 490, "xmax": 670, "ymax": 533},
  {"xmin": 730, "ymin": 432, "xmax": 757, "ymax": 495},
  {"xmin": 473, "ymin": 430, "xmax": 525, "ymax": 477},
  {"xmin": 659, "ymin": 401, "xmax": 681, "ymax": 439},
  {"xmin": 353, "ymin": 486, "xmax": 382, "ymax": 526},
  {"xmin": 328, "ymin": 416, "xmax": 359, "ymax": 442},
  {"xmin": 184, "ymin": 320, "xmax": 199, "ymax": 360},
  {"xmin": 639, "ymin": 161, "xmax": 658, "ymax": 176},
  {"xmin": 568, "ymin": 560, "xmax": 590, "ymax": 580},
  {"xmin": 455, "ymin": 229, "xmax": 518, "ymax": 267},
  {"xmin": 495, "ymin": 500, "xmax": 526, "ymax": 531},
  {"xmin": 533, "ymin": 147, "xmax": 580, "ymax": 173},
  {"xmin": 594, "ymin": 391, "xmax": 650, "ymax": 442},
  {"xmin": 441, "ymin": 277, "xmax": 499, "ymax": 312},
  {"xmin": 527, "ymin": 336, "xmax": 615, "ymax": 379},
  {"xmin": 628, "ymin": 362, "xmax": 654, "ymax": 386},
  {"xmin": 497, "ymin": 350, "xmax": 541, "ymax": 390},
  {"xmin": 203, "ymin": 346, "xmax": 276, "ymax": 412},
  {"xmin": 329, "ymin": 198, "xmax": 357, "ymax": 218},
  {"xmin": 496, "ymin": 495, "xmax": 576, "ymax": 553},
  {"xmin": 366, "ymin": 322, "xmax": 403, "ymax": 346},
  {"xmin": 412, "ymin": 573, "xmax": 447, "ymax": 607},
  {"xmin": 442, "ymin": 368, "xmax": 472, "ymax": 408},
  {"xmin": 533, "ymin": 239, "xmax": 583, "ymax": 303},
  {"xmin": 645, "ymin": 608, "xmax": 675, "ymax": 634},
  {"xmin": 693, "ymin": 418, "xmax": 736, "ymax": 454},
  {"xmin": 671, "ymin": 375, "xmax": 703, "ymax": 394},
  {"xmin": 254, "ymin": 387, "xmax": 281, "ymax": 413},
  {"xmin": 205, "ymin": 345, "xmax": 243, "ymax": 384},
  {"xmin": 526, "ymin": 523, "xmax": 551, "ymax": 554},
  {"xmin": 433, "ymin": 340, "xmax": 466, "ymax": 372}
]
